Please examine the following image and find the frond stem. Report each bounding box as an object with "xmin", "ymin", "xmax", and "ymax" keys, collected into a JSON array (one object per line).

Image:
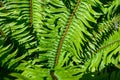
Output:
[
  {"xmin": 42, "ymin": 0, "xmax": 45, "ymax": 17},
  {"xmin": 0, "ymin": 29, "xmax": 5, "ymax": 38},
  {"xmin": 50, "ymin": 70, "xmax": 57, "ymax": 80},
  {"xmin": 55, "ymin": 0, "xmax": 81, "ymax": 67},
  {"xmin": 95, "ymin": 39, "xmax": 120, "ymax": 53},
  {"xmin": 30, "ymin": 0, "xmax": 33, "ymax": 28},
  {"xmin": 0, "ymin": 1, "xmax": 3, "ymax": 7}
]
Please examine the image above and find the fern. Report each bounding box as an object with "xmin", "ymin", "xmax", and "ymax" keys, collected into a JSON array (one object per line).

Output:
[{"xmin": 0, "ymin": 0, "xmax": 120, "ymax": 80}]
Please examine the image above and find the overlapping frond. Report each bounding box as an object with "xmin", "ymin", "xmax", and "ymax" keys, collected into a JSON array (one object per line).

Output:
[{"xmin": 0, "ymin": 0, "xmax": 42, "ymax": 79}]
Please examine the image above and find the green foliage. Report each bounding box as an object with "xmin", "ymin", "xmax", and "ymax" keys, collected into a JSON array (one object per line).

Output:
[{"xmin": 0, "ymin": 0, "xmax": 120, "ymax": 80}]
